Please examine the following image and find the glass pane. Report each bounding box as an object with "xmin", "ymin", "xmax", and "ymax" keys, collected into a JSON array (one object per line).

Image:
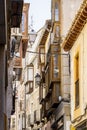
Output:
[
  {"xmin": 75, "ymin": 79, "xmax": 79, "ymax": 107},
  {"xmin": 55, "ymin": 26, "xmax": 59, "ymax": 38},
  {"xmin": 27, "ymin": 67, "xmax": 33, "ymax": 81},
  {"xmin": 29, "ymin": 82, "xmax": 33, "ymax": 88},
  {"xmin": 22, "ymin": 13, "xmax": 25, "ymax": 32},
  {"xmin": 53, "ymin": 54, "xmax": 58, "ymax": 78},
  {"xmin": 55, "ymin": 2, "xmax": 59, "ymax": 21}
]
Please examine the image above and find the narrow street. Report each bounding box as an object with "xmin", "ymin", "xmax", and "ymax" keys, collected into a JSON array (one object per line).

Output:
[{"xmin": 0, "ymin": 0, "xmax": 87, "ymax": 130}]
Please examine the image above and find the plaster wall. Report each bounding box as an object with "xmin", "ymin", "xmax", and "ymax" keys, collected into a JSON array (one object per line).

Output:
[{"xmin": 70, "ymin": 23, "xmax": 87, "ymax": 123}]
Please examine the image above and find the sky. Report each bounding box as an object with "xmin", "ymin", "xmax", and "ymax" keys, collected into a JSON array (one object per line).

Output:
[{"xmin": 24, "ymin": 0, "xmax": 51, "ymax": 32}]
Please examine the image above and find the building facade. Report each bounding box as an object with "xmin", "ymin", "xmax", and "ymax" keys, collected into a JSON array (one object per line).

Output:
[
  {"xmin": 9, "ymin": 1, "xmax": 87, "ymax": 130},
  {"xmin": 39, "ymin": 0, "xmax": 84, "ymax": 130},
  {"xmin": 38, "ymin": 0, "xmax": 71, "ymax": 130},
  {"xmin": 63, "ymin": 0, "xmax": 87, "ymax": 129},
  {"xmin": 10, "ymin": 3, "xmax": 29, "ymax": 130},
  {"xmin": 0, "ymin": 0, "xmax": 23, "ymax": 130}
]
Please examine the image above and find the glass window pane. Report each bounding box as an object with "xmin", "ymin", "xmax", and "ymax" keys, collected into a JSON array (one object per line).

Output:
[
  {"xmin": 55, "ymin": 2, "xmax": 59, "ymax": 21},
  {"xmin": 27, "ymin": 67, "xmax": 33, "ymax": 81},
  {"xmin": 53, "ymin": 54, "xmax": 58, "ymax": 78}
]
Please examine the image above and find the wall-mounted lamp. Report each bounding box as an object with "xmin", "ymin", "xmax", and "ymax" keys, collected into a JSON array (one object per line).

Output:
[
  {"xmin": 28, "ymin": 29, "xmax": 37, "ymax": 46},
  {"xmin": 58, "ymin": 96, "xmax": 70, "ymax": 102},
  {"xmin": 35, "ymin": 73, "xmax": 41, "ymax": 86}
]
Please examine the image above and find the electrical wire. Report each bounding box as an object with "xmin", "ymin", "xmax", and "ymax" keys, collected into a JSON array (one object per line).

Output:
[{"xmin": 26, "ymin": 50, "xmax": 69, "ymax": 56}]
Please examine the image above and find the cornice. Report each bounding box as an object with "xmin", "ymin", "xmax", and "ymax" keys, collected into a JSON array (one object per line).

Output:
[{"xmin": 39, "ymin": 20, "xmax": 51, "ymax": 46}]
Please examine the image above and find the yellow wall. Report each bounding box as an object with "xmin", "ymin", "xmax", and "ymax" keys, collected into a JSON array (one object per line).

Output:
[{"xmin": 71, "ymin": 23, "xmax": 87, "ymax": 124}]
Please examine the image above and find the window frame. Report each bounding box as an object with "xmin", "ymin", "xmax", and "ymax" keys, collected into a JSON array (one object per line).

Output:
[
  {"xmin": 27, "ymin": 65, "xmax": 34, "ymax": 81},
  {"xmin": 26, "ymin": 64, "xmax": 34, "ymax": 93},
  {"xmin": 51, "ymin": 44, "xmax": 61, "ymax": 80}
]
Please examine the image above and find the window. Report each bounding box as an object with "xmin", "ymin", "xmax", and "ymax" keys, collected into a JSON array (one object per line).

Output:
[
  {"xmin": 55, "ymin": 2, "xmax": 59, "ymax": 21},
  {"xmin": 26, "ymin": 65, "xmax": 34, "ymax": 93},
  {"xmin": 22, "ymin": 113, "xmax": 25, "ymax": 128},
  {"xmin": 51, "ymin": 45, "xmax": 60, "ymax": 79},
  {"xmin": 55, "ymin": 25, "xmax": 60, "ymax": 38},
  {"xmin": 51, "ymin": 82, "xmax": 60, "ymax": 103},
  {"xmin": 75, "ymin": 53, "xmax": 79, "ymax": 108},
  {"xmin": 39, "ymin": 46, "xmax": 45, "ymax": 64},
  {"xmin": 22, "ymin": 13, "xmax": 25, "ymax": 32},
  {"xmin": 52, "ymin": 54, "xmax": 58, "ymax": 78},
  {"xmin": 27, "ymin": 66, "xmax": 34, "ymax": 81},
  {"xmin": 28, "ymin": 81, "xmax": 33, "ymax": 93}
]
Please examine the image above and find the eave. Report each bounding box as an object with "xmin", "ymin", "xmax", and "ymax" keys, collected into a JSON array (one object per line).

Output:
[
  {"xmin": 39, "ymin": 20, "xmax": 51, "ymax": 46},
  {"xmin": 62, "ymin": 0, "xmax": 87, "ymax": 51}
]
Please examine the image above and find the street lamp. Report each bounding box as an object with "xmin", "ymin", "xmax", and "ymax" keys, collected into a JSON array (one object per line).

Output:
[
  {"xmin": 28, "ymin": 29, "xmax": 37, "ymax": 46},
  {"xmin": 35, "ymin": 73, "xmax": 41, "ymax": 86}
]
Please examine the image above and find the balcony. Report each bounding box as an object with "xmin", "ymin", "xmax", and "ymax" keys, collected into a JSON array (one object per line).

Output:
[
  {"xmin": 50, "ymin": 82, "xmax": 60, "ymax": 108},
  {"xmin": 43, "ymin": 82, "xmax": 60, "ymax": 119},
  {"xmin": 45, "ymin": 44, "xmax": 61, "ymax": 88},
  {"xmin": 45, "ymin": 100, "xmax": 54, "ymax": 119}
]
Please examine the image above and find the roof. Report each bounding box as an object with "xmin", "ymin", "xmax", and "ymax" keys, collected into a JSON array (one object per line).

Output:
[{"xmin": 62, "ymin": 0, "xmax": 87, "ymax": 51}]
